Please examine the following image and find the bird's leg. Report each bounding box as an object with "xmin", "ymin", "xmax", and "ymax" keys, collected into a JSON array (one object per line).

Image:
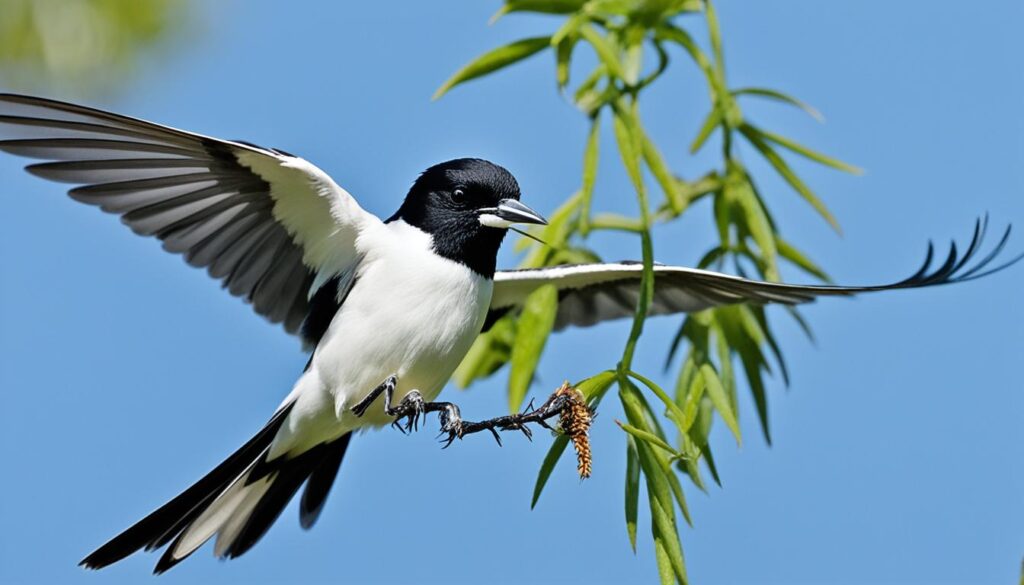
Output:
[
  {"xmin": 350, "ymin": 375, "xmax": 426, "ymax": 433},
  {"xmin": 427, "ymin": 393, "xmax": 575, "ymax": 448}
]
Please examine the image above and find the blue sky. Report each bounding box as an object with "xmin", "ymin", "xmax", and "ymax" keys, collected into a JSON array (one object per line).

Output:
[{"xmin": 1, "ymin": 2, "xmax": 1021, "ymax": 584}]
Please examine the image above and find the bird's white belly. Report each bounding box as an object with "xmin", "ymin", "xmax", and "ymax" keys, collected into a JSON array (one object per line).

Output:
[{"xmin": 306, "ymin": 227, "xmax": 492, "ymax": 432}]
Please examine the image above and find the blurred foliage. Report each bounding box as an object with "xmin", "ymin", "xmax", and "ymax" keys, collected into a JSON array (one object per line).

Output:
[
  {"xmin": 440, "ymin": 1, "xmax": 860, "ymax": 583},
  {"xmin": 0, "ymin": 0, "xmax": 186, "ymax": 96}
]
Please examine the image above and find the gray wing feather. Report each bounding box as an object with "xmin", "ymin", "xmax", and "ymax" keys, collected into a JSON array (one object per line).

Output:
[
  {"xmin": 0, "ymin": 93, "xmax": 370, "ymax": 342},
  {"xmin": 489, "ymin": 218, "xmax": 1022, "ymax": 332}
]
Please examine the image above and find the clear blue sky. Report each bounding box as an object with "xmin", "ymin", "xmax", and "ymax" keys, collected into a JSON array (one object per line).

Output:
[{"xmin": 1, "ymin": 2, "xmax": 1021, "ymax": 584}]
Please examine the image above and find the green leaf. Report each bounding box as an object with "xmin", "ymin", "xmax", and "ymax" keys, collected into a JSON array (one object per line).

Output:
[
  {"xmin": 653, "ymin": 535, "xmax": 676, "ymax": 585},
  {"xmin": 452, "ymin": 316, "xmax": 514, "ymax": 388},
  {"xmin": 531, "ymin": 434, "xmax": 570, "ymax": 508},
  {"xmin": 641, "ymin": 129, "xmax": 685, "ymax": 213},
  {"xmin": 433, "ymin": 36, "xmax": 552, "ymax": 100},
  {"xmin": 629, "ymin": 370, "xmax": 688, "ymax": 429},
  {"xmin": 508, "ymin": 284, "xmax": 558, "ymax": 411},
  {"xmin": 655, "ymin": 23, "xmax": 719, "ymax": 95},
  {"xmin": 617, "ymin": 420, "xmax": 679, "ymax": 456},
  {"xmin": 777, "ymin": 237, "xmax": 831, "ymax": 282},
  {"xmin": 699, "ymin": 364, "xmax": 741, "ymax": 445},
  {"xmin": 579, "ymin": 24, "xmax": 624, "ymax": 79},
  {"xmin": 490, "ymin": 0, "xmax": 587, "ymax": 24},
  {"xmin": 622, "ymin": 25, "xmax": 645, "ymax": 86},
  {"xmin": 625, "ymin": 436, "xmax": 641, "ymax": 551},
  {"xmin": 689, "ymin": 107, "xmax": 721, "ymax": 154},
  {"xmin": 731, "ymin": 171, "xmax": 779, "ymax": 280},
  {"xmin": 577, "ymin": 369, "xmax": 618, "ymax": 400},
  {"xmin": 738, "ymin": 123, "xmax": 842, "ymax": 233},
  {"xmin": 732, "ymin": 86, "xmax": 824, "ymax": 122},
  {"xmin": 590, "ymin": 213, "xmax": 643, "ymax": 233},
  {"xmin": 703, "ymin": 0, "xmax": 725, "ymax": 78},
  {"xmin": 648, "ymin": 483, "xmax": 688, "ymax": 583},
  {"xmin": 579, "ymin": 117, "xmax": 600, "ymax": 235},
  {"xmin": 757, "ymin": 127, "xmax": 863, "ymax": 175},
  {"xmin": 552, "ymin": 15, "xmax": 584, "ymax": 89}
]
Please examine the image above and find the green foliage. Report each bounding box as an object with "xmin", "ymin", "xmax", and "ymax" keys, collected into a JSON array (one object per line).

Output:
[
  {"xmin": 439, "ymin": 1, "xmax": 860, "ymax": 582},
  {"xmin": 0, "ymin": 0, "xmax": 184, "ymax": 96}
]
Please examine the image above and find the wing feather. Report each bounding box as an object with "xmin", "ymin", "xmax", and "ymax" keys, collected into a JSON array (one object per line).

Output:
[
  {"xmin": 0, "ymin": 93, "xmax": 379, "ymax": 342},
  {"xmin": 489, "ymin": 218, "xmax": 1022, "ymax": 332}
]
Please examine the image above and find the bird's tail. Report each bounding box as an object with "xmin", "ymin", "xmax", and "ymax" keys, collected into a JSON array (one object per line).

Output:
[{"xmin": 79, "ymin": 403, "xmax": 352, "ymax": 574}]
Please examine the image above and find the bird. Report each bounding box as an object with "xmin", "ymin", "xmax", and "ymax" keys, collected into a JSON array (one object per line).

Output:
[{"xmin": 0, "ymin": 93, "xmax": 1018, "ymax": 573}]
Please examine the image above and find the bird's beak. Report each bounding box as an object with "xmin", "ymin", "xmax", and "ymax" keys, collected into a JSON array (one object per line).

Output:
[{"xmin": 479, "ymin": 199, "xmax": 548, "ymax": 228}]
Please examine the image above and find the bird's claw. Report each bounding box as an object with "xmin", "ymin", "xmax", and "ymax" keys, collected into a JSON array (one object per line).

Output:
[{"xmin": 390, "ymin": 391, "xmax": 425, "ymax": 434}]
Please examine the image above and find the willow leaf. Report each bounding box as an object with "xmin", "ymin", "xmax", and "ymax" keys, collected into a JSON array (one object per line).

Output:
[
  {"xmin": 434, "ymin": 36, "xmax": 552, "ymax": 100},
  {"xmin": 700, "ymin": 364, "xmax": 741, "ymax": 445},
  {"xmin": 531, "ymin": 434, "xmax": 570, "ymax": 509},
  {"xmin": 739, "ymin": 123, "xmax": 841, "ymax": 233},
  {"xmin": 508, "ymin": 284, "xmax": 558, "ymax": 411},
  {"xmin": 625, "ymin": 436, "xmax": 641, "ymax": 551},
  {"xmin": 757, "ymin": 127, "xmax": 863, "ymax": 175},
  {"xmin": 733, "ymin": 86, "xmax": 824, "ymax": 122}
]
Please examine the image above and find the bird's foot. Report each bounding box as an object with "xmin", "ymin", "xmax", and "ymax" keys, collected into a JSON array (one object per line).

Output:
[
  {"xmin": 350, "ymin": 375, "xmax": 397, "ymax": 418},
  {"xmin": 386, "ymin": 390, "xmax": 425, "ymax": 433}
]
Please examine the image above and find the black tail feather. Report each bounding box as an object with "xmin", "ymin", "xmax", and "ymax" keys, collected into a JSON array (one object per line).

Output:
[
  {"xmin": 300, "ymin": 433, "xmax": 351, "ymax": 530},
  {"xmin": 79, "ymin": 403, "xmax": 295, "ymax": 571}
]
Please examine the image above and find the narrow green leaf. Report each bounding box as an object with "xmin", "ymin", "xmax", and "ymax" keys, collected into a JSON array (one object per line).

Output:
[
  {"xmin": 555, "ymin": 35, "xmax": 577, "ymax": 90},
  {"xmin": 617, "ymin": 420, "xmax": 678, "ymax": 456},
  {"xmin": 590, "ymin": 213, "xmax": 643, "ymax": 233},
  {"xmin": 490, "ymin": 0, "xmax": 587, "ymax": 24},
  {"xmin": 452, "ymin": 316, "xmax": 514, "ymax": 388},
  {"xmin": 738, "ymin": 346, "xmax": 772, "ymax": 444},
  {"xmin": 680, "ymin": 364, "xmax": 706, "ymax": 430},
  {"xmin": 625, "ymin": 436, "xmax": 641, "ymax": 551},
  {"xmin": 577, "ymin": 369, "xmax": 618, "ymax": 400},
  {"xmin": 777, "ymin": 237, "xmax": 831, "ymax": 282},
  {"xmin": 611, "ymin": 103, "xmax": 644, "ymax": 193},
  {"xmin": 655, "ymin": 23, "xmax": 719, "ymax": 95},
  {"xmin": 699, "ymin": 364, "xmax": 741, "ymax": 445},
  {"xmin": 508, "ymin": 284, "xmax": 558, "ymax": 411},
  {"xmin": 433, "ymin": 36, "xmax": 552, "ymax": 100},
  {"xmin": 689, "ymin": 107, "xmax": 721, "ymax": 154},
  {"xmin": 786, "ymin": 306, "xmax": 817, "ymax": 344},
  {"xmin": 579, "ymin": 117, "xmax": 600, "ymax": 235},
  {"xmin": 622, "ymin": 25, "xmax": 645, "ymax": 86},
  {"xmin": 629, "ymin": 370, "xmax": 688, "ymax": 428},
  {"xmin": 641, "ymin": 130, "xmax": 685, "ymax": 213},
  {"xmin": 739, "ymin": 123, "xmax": 841, "ymax": 233},
  {"xmin": 757, "ymin": 127, "xmax": 863, "ymax": 175},
  {"xmin": 531, "ymin": 434, "xmax": 570, "ymax": 508},
  {"xmin": 653, "ymin": 535, "xmax": 676, "ymax": 585},
  {"xmin": 649, "ymin": 490, "xmax": 688, "ymax": 583},
  {"xmin": 579, "ymin": 24, "xmax": 623, "ymax": 79},
  {"xmin": 713, "ymin": 326, "xmax": 738, "ymax": 413},
  {"xmin": 703, "ymin": 0, "xmax": 725, "ymax": 79},
  {"xmin": 732, "ymin": 173, "xmax": 779, "ymax": 280},
  {"xmin": 701, "ymin": 441, "xmax": 723, "ymax": 486},
  {"xmin": 733, "ymin": 86, "xmax": 824, "ymax": 122}
]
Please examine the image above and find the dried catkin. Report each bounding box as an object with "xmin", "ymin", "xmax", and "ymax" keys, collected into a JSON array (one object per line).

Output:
[{"xmin": 556, "ymin": 382, "xmax": 593, "ymax": 479}]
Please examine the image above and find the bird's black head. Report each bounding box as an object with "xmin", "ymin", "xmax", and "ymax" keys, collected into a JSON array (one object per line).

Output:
[{"xmin": 389, "ymin": 158, "xmax": 546, "ymax": 277}]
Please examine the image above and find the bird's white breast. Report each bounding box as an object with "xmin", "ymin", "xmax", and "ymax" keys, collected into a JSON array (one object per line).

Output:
[{"xmin": 301, "ymin": 219, "xmax": 492, "ymax": 433}]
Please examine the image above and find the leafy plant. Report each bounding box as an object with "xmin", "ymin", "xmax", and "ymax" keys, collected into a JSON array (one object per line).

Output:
[{"xmin": 438, "ymin": 1, "xmax": 860, "ymax": 582}]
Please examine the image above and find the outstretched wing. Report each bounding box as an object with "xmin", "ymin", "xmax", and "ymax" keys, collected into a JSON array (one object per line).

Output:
[
  {"xmin": 0, "ymin": 94, "xmax": 378, "ymax": 340},
  {"xmin": 487, "ymin": 218, "xmax": 1022, "ymax": 331}
]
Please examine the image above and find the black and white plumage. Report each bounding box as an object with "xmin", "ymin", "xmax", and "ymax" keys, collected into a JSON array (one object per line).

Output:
[{"xmin": 0, "ymin": 94, "xmax": 1019, "ymax": 573}]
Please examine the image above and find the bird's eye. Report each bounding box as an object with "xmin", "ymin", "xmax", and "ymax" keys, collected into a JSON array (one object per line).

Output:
[{"xmin": 451, "ymin": 188, "xmax": 467, "ymax": 205}]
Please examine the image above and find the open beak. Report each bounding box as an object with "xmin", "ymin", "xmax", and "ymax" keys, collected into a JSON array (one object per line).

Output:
[{"xmin": 479, "ymin": 199, "xmax": 548, "ymax": 228}]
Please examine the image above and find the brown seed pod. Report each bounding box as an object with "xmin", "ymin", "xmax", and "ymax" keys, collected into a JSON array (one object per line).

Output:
[{"xmin": 556, "ymin": 381, "xmax": 593, "ymax": 479}]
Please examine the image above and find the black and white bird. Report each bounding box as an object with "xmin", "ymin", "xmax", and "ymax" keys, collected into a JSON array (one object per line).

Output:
[{"xmin": 0, "ymin": 94, "xmax": 1018, "ymax": 573}]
